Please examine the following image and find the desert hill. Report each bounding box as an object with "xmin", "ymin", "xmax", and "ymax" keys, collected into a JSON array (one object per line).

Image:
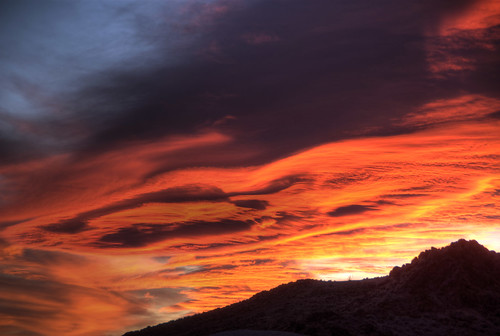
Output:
[{"xmin": 124, "ymin": 239, "xmax": 500, "ymax": 336}]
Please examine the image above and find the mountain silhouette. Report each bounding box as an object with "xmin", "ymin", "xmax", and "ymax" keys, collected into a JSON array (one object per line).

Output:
[{"xmin": 124, "ymin": 239, "xmax": 500, "ymax": 336}]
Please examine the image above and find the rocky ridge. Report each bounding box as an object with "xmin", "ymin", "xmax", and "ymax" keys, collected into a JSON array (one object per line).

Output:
[{"xmin": 124, "ymin": 239, "xmax": 500, "ymax": 336}]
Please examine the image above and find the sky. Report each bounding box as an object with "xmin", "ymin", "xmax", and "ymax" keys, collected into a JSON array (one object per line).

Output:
[{"xmin": 0, "ymin": 0, "xmax": 499, "ymax": 335}]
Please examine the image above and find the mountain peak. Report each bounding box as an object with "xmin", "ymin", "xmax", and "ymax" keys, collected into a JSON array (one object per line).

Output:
[
  {"xmin": 389, "ymin": 239, "xmax": 500, "ymax": 302},
  {"xmin": 414, "ymin": 239, "xmax": 491, "ymax": 262},
  {"xmin": 390, "ymin": 239, "xmax": 498, "ymax": 276}
]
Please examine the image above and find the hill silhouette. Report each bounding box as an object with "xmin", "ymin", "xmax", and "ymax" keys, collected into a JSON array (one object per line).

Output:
[{"xmin": 124, "ymin": 239, "xmax": 500, "ymax": 336}]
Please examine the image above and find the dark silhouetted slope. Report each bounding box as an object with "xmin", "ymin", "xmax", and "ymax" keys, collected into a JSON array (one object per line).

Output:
[{"xmin": 124, "ymin": 240, "xmax": 500, "ymax": 336}]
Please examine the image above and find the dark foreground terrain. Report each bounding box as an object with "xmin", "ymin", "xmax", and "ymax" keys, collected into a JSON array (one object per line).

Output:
[{"xmin": 124, "ymin": 239, "xmax": 500, "ymax": 336}]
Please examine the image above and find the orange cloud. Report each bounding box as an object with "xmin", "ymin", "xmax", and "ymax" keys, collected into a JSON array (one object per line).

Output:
[
  {"xmin": 399, "ymin": 95, "xmax": 500, "ymax": 127},
  {"xmin": 1, "ymin": 95, "xmax": 499, "ymax": 335},
  {"xmin": 438, "ymin": 0, "xmax": 500, "ymax": 34},
  {"xmin": 425, "ymin": 0, "xmax": 500, "ymax": 76}
]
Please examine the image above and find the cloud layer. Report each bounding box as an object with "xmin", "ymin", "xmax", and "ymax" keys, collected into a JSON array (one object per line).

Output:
[{"xmin": 0, "ymin": 0, "xmax": 499, "ymax": 335}]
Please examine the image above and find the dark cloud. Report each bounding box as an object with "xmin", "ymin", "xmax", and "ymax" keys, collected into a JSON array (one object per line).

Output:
[
  {"xmin": 375, "ymin": 199, "xmax": 397, "ymax": 205},
  {"xmin": 188, "ymin": 264, "xmax": 238, "ymax": 275},
  {"xmin": 0, "ymin": 218, "xmax": 31, "ymax": 231},
  {"xmin": 253, "ymin": 212, "xmax": 310, "ymax": 231},
  {"xmin": 2, "ymin": 0, "xmax": 493, "ymax": 171},
  {"xmin": 169, "ymin": 242, "xmax": 240, "ymax": 251},
  {"xmin": 232, "ymin": 199, "xmax": 269, "ymax": 210},
  {"xmin": 0, "ymin": 273, "xmax": 78, "ymax": 317},
  {"xmin": 152, "ymin": 256, "xmax": 171, "ymax": 264},
  {"xmin": 241, "ymin": 258, "xmax": 275, "ymax": 266},
  {"xmin": 256, "ymin": 234, "xmax": 283, "ymax": 241},
  {"xmin": 325, "ymin": 172, "xmax": 373, "ymax": 188},
  {"xmin": 42, "ymin": 175, "xmax": 303, "ymax": 235},
  {"xmin": 0, "ymin": 134, "xmax": 45, "ymax": 165},
  {"xmin": 82, "ymin": 0, "xmax": 488, "ymax": 158},
  {"xmin": 273, "ymin": 211, "xmax": 304, "ymax": 223},
  {"xmin": 0, "ymin": 0, "xmax": 172, "ymax": 163},
  {"xmin": 21, "ymin": 248, "xmax": 86, "ymax": 266},
  {"xmin": 323, "ymin": 228, "xmax": 368, "ymax": 237},
  {"xmin": 0, "ymin": 295, "xmax": 59, "ymax": 320},
  {"xmin": 487, "ymin": 110, "xmax": 500, "ymax": 119},
  {"xmin": 192, "ymin": 286, "xmax": 222, "ymax": 291},
  {"xmin": 97, "ymin": 219, "xmax": 255, "ymax": 248},
  {"xmin": 42, "ymin": 184, "xmax": 228, "ymax": 234},
  {"xmin": 43, "ymin": 220, "xmax": 87, "ymax": 234},
  {"xmin": 142, "ymin": 143, "xmax": 262, "ymax": 181},
  {"xmin": 327, "ymin": 204, "xmax": 378, "ymax": 217},
  {"xmin": 397, "ymin": 186, "xmax": 433, "ymax": 192},
  {"xmin": 0, "ymin": 237, "xmax": 9, "ymax": 250},
  {"xmin": 229, "ymin": 175, "xmax": 310, "ymax": 196},
  {"xmin": 382, "ymin": 193, "xmax": 428, "ymax": 199},
  {"xmin": 0, "ymin": 326, "xmax": 44, "ymax": 336}
]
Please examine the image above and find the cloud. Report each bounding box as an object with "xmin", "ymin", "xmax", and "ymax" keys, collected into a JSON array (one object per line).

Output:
[
  {"xmin": 399, "ymin": 95, "xmax": 500, "ymax": 127},
  {"xmin": 0, "ymin": 0, "xmax": 194, "ymax": 163},
  {"xmin": 242, "ymin": 258, "xmax": 275, "ymax": 266},
  {"xmin": 127, "ymin": 287, "xmax": 188, "ymax": 308},
  {"xmin": 2, "ymin": 0, "xmax": 497, "ymax": 225},
  {"xmin": 326, "ymin": 171, "xmax": 373, "ymax": 188},
  {"xmin": 97, "ymin": 219, "xmax": 255, "ymax": 248},
  {"xmin": 0, "ymin": 219, "xmax": 30, "ymax": 231},
  {"xmin": 0, "ymin": 326, "xmax": 44, "ymax": 336},
  {"xmin": 42, "ymin": 184, "xmax": 228, "ymax": 233},
  {"xmin": 20, "ymin": 248, "xmax": 87, "ymax": 266},
  {"xmin": 0, "ymin": 271, "xmax": 147, "ymax": 336},
  {"xmin": 4, "ymin": 0, "xmax": 493, "ymax": 170},
  {"xmin": 0, "ymin": 1, "xmax": 499, "ymax": 335},
  {"xmin": 0, "ymin": 239, "xmax": 188, "ymax": 336},
  {"xmin": 487, "ymin": 110, "xmax": 500, "ymax": 119},
  {"xmin": 230, "ymin": 175, "xmax": 310, "ymax": 196},
  {"xmin": 42, "ymin": 220, "xmax": 88, "ymax": 234},
  {"xmin": 177, "ymin": 264, "xmax": 238, "ymax": 276},
  {"xmin": 152, "ymin": 256, "xmax": 171, "ymax": 264},
  {"xmin": 327, "ymin": 205, "xmax": 378, "ymax": 217},
  {"xmin": 169, "ymin": 242, "xmax": 240, "ymax": 251},
  {"xmin": 232, "ymin": 199, "xmax": 269, "ymax": 210},
  {"xmin": 41, "ymin": 174, "xmax": 303, "ymax": 235},
  {"xmin": 382, "ymin": 193, "xmax": 428, "ymax": 199}
]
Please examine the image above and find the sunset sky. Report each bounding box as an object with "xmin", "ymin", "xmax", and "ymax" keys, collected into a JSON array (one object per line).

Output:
[{"xmin": 0, "ymin": 0, "xmax": 499, "ymax": 335}]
